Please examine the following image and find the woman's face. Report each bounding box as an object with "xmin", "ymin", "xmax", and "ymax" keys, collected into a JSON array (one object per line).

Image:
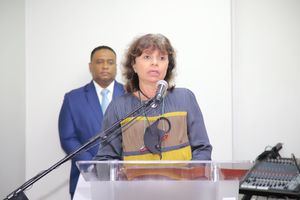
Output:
[{"xmin": 133, "ymin": 48, "xmax": 169, "ymax": 86}]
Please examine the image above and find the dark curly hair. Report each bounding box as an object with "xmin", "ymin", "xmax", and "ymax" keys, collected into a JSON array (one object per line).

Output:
[{"xmin": 122, "ymin": 33, "xmax": 176, "ymax": 92}]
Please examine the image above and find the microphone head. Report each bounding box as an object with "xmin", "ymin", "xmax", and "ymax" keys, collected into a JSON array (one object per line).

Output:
[
  {"xmin": 156, "ymin": 79, "xmax": 168, "ymax": 88},
  {"xmin": 156, "ymin": 80, "xmax": 168, "ymax": 101}
]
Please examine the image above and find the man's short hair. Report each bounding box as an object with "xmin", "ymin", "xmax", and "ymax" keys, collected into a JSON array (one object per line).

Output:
[{"xmin": 90, "ymin": 45, "xmax": 116, "ymax": 61}]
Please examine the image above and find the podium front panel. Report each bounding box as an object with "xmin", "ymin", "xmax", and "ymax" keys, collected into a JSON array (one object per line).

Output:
[{"xmin": 76, "ymin": 160, "xmax": 252, "ymax": 200}]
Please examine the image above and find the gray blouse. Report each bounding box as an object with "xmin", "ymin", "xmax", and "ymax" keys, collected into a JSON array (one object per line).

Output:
[{"xmin": 95, "ymin": 88, "xmax": 212, "ymax": 160}]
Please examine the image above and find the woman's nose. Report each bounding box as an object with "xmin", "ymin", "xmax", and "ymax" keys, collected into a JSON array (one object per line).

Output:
[{"xmin": 151, "ymin": 57, "xmax": 158, "ymax": 65}]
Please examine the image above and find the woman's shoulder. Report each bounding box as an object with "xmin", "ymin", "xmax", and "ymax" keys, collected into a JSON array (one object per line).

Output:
[
  {"xmin": 110, "ymin": 93, "xmax": 140, "ymax": 110},
  {"xmin": 112, "ymin": 93, "xmax": 135, "ymax": 104},
  {"xmin": 169, "ymin": 87, "xmax": 194, "ymax": 97}
]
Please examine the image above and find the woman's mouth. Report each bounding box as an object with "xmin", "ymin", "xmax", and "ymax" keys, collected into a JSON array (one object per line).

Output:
[{"xmin": 148, "ymin": 70, "xmax": 160, "ymax": 76}]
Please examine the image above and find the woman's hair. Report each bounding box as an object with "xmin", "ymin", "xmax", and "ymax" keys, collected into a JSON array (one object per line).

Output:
[{"xmin": 122, "ymin": 33, "xmax": 176, "ymax": 92}]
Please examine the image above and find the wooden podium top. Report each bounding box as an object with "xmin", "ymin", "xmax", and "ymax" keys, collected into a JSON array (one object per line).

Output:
[{"xmin": 119, "ymin": 165, "xmax": 249, "ymax": 181}]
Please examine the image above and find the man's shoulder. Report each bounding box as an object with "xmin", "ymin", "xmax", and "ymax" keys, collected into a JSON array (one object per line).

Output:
[
  {"xmin": 114, "ymin": 81, "xmax": 125, "ymax": 91},
  {"xmin": 65, "ymin": 82, "xmax": 92, "ymax": 97},
  {"xmin": 114, "ymin": 80, "xmax": 123, "ymax": 87}
]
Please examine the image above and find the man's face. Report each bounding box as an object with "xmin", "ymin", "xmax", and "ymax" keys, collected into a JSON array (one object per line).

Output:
[{"xmin": 89, "ymin": 49, "xmax": 117, "ymax": 87}]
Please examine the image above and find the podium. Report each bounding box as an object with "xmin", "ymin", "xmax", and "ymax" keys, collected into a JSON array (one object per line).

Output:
[{"xmin": 75, "ymin": 160, "xmax": 252, "ymax": 200}]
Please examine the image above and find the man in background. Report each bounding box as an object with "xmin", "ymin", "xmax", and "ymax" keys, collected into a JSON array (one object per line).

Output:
[{"xmin": 58, "ymin": 46, "xmax": 125, "ymax": 198}]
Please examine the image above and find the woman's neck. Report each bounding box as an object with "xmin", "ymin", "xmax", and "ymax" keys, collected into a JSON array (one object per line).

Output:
[{"xmin": 136, "ymin": 83, "xmax": 156, "ymax": 100}]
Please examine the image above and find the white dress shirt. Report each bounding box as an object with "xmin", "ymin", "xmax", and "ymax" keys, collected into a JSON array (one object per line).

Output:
[{"xmin": 93, "ymin": 80, "xmax": 115, "ymax": 109}]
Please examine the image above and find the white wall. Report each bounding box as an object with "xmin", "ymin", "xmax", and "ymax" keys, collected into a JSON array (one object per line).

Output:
[
  {"xmin": 232, "ymin": 0, "xmax": 300, "ymax": 160},
  {"xmin": 25, "ymin": 0, "xmax": 231, "ymax": 199},
  {"xmin": 0, "ymin": 0, "xmax": 25, "ymax": 198},
  {"xmin": 2, "ymin": 0, "xmax": 299, "ymax": 199}
]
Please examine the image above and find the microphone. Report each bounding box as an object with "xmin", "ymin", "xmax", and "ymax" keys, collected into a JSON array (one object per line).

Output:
[
  {"xmin": 155, "ymin": 80, "xmax": 168, "ymax": 102},
  {"xmin": 256, "ymin": 142, "xmax": 283, "ymax": 161},
  {"xmin": 150, "ymin": 80, "xmax": 168, "ymax": 108}
]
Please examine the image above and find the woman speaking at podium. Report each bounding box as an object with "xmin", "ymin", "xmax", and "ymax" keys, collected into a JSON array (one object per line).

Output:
[{"xmin": 95, "ymin": 33, "xmax": 212, "ymax": 161}]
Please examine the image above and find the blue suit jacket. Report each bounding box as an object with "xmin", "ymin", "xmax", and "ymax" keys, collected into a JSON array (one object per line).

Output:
[{"xmin": 58, "ymin": 81, "xmax": 125, "ymax": 194}]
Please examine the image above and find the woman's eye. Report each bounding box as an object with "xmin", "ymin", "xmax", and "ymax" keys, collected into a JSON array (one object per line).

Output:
[
  {"xmin": 144, "ymin": 55, "xmax": 151, "ymax": 59},
  {"xmin": 160, "ymin": 56, "xmax": 166, "ymax": 60}
]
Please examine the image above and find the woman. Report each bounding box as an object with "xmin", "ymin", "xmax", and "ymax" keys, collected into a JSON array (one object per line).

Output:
[{"xmin": 95, "ymin": 33, "xmax": 212, "ymax": 161}]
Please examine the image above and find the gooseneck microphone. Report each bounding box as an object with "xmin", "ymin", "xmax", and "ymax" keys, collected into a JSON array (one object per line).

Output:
[{"xmin": 155, "ymin": 80, "xmax": 168, "ymax": 103}]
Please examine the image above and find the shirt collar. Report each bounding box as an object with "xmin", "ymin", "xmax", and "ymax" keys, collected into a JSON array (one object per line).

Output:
[{"xmin": 93, "ymin": 80, "xmax": 115, "ymax": 94}]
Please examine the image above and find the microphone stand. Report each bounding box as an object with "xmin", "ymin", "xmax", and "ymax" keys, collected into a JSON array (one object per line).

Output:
[{"xmin": 4, "ymin": 97, "xmax": 160, "ymax": 200}]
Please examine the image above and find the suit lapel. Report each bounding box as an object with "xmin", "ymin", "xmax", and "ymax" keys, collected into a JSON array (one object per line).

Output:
[
  {"xmin": 85, "ymin": 81, "xmax": 103, "ymax": 122},
  {"xmin": 85, "ymin": 81, "xmax": 124, "ymax": 121},
  {"xmin": 113, "ymin": 81, "xmax": 125, "ymax": 98}
]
